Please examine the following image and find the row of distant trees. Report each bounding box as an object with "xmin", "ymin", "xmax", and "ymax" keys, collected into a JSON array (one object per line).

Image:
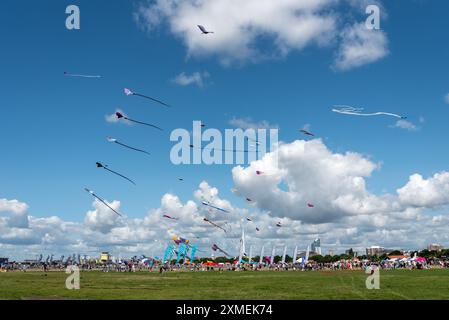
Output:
[{"xmin": 171, "ymin": 249, "xmax": 449, "ymax": 265}]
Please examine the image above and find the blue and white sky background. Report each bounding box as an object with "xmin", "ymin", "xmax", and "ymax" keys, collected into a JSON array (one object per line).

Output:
[{"xmin": 1, "ymin": 0, "xmax": 449, "ymax": 259}]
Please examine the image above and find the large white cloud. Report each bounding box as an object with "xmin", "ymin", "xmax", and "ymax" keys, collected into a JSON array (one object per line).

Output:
[
  {"xmin": 0, "ymin": 198, "xmax": 29, "ymax": 214},
  {"xmin": 333, "ymin": 22, "xmax": 389, "ymax": 71},
  {"xmin": 134, "ymin": 0, "xmax": 388, "ymax": 69},
  {"xmin": 84, "ymin": 199, "xmax": 123, "ymax": 234},
  {"xmin": 398, "ymin": 172, "xmax": 449, "ymax": 208},
  {"xmin": 232, "ymin": 139, "xmax": 401, "ymax": 223},
  {"xmin": 0, "ymin": 198, "xmax": 30, "ymax": 228}
]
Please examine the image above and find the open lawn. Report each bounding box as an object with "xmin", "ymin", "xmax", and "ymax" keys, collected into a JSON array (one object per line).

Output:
[{"xmin": 1, "ymin": 269, "xmax": 448, "ymax": 300}]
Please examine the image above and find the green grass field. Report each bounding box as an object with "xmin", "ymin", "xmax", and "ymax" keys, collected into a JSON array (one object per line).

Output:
[{"xmin": 1, "ymin": 269, "xmax": 449, "ymax": 300}]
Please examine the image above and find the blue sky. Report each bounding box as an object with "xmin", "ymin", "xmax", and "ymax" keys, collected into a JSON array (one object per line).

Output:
[{"xmin": 1, "ymin": 0, "xmax": 449, "ymax": 258}]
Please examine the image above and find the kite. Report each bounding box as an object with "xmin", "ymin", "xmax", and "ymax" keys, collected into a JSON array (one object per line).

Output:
[
  {"xmin": 256, "ymin": 170, "xmax": 276, "ymax": 177},
  {"xmin": 201, "ymin": 201, "xmax": 230, "ymax": 213},
  {"xmin": 300, "ymin": 129, "xmax": 315, "ymax": 136},
  {"xmin": 172, "ymin": 236, "xmax": 189, "ymax": 245},
  {"xmin": 246, "ymin": 198, "xmax": 252, "ymax": 202},
  {"xmin": 107, "ymin": 137, "xmax": 150, "ymax": 156},
  {"xmin": 178, "ymin": 178, "xmax": 184, "ymax": 181},
  {"xmin": 332, "ymin": 105, "xmax": 407, "ymax": 119},
  {"xmin": 96, "ymin": 162, "xmax": 136, "ymax": 185},
  {"xmin": 276, "ymin": 222, "xmax": 282, "ymax": 227},
  {"xmin": 203, "ymin": 218, "xmax": 227, "ymax": 233},
  {"xmin": 64, "ymin": 71, "xmax": 101, "ymax": 78},
  {"xmin": 124, "ymin": 88, "xmax": 170, "ymax": 108},
  {"xmin": 163, "ymin": 214, "xmax": 178, "ymax": 221},
  {"xmin": 198, "ymin": 25, "xmax": 214, "ymax": 34},
  {"xmin": 84, "ymin": 188, "xmax": 122, "ymax": 216},
  {"xmin": 115, "ymin": 112, "xmax": 163, "ymax": 131},
  {"xmin": 256, "ymin": 227, "xmax": 260, "ymax": 232},
  {"xmin": 212, "ymin": 244, "xmax": 230, "ymax": 257},
  {"xmin": 246, "ymin": 218, "xmax": 252, "ymax": 222},
  {"xmin": 307, "ymin": 203, "xmax": 315, "ymax": 208}
]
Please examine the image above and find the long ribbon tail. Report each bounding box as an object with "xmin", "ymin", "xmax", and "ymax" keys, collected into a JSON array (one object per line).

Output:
[
  {"xmin": 212, "ymin": 221, "xmax": 227, "ymax": 233},
  {"xmin": 134, "ymin": 93, "xmax": 170, "ymax": 107},
  {"xmin": 115, "ymin": 141, "xmax": 151, "ymax": 156},
  {"xmin": 126, "ymin": 117, "xmax": 163, "ymax": 131},
  {"xmin": 65, "ymin": 73, "xmax": 101, "ymax": 78},
  {"xmin": 92, "ymin": 194, "xmax": 122, "ymax": 216},
  {"xmin": 104, "ymin": 167, "xmax": 136, "ymax": 185},
  {"xmin": 206, "ymin": 203, "xmax": 230, "ymax": 213}
]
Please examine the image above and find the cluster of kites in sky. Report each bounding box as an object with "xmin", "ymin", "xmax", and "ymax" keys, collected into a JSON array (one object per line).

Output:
[{"xmin": 66, "ymin": 24, "xmax": 407, "ymax": 255}]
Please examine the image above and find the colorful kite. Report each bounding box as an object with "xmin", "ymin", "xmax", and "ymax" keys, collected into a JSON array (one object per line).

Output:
[
  {"xmin": 332, "ymin": 105, "xmax": 407, "ymax": 119},
  {"xmin": 64, "ymin": 71, "xmax": 101, "ymax": 78},
  {"xmin": 107, "ymin": 137, "xmax": 150, "ymax": 156},
  {"xmin": 115, "ymin": 112, "xmax": 163, "ymax": 131},
  {"xmin": 212, "ymin": 244, "xmax": 230, "ymax": 257},
  {"xmin": 124, "ymin": 88, "xmax": 170, "ymax": 108},
  {"xmin": 96, "ymin": 162, "xmax": 136, "ymax": 185},
  {"xmin": 84, "ymin": 188, "xmax": 122, "ymax": 216},
  {"xmin": 172, "ymin": 236, "xmax": 189, "ymax": 245},
  {"xmin": 201, "ymin": 201, "xmax": 230, "ymax": 213}
]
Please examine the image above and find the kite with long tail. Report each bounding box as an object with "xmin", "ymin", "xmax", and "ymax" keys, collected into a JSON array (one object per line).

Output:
[
  {"xmin": 64, "ymin": 71, "xmax": 101, "ymax": 78},
  {"xmin": 115, "ymin": 112, "xmax": 163, "ymax": 131},
  {"xmin": 163, "ymin": 214, "xmax": 179, "ymax": 221},
  {"xmin": 201, "ymin": 201, "xmax": 230, "ymax": 213},
  {"xmin": 124, "ymin": 88, "xmax": 170, "ymax": 108},
  {"xmin": 96, "ymin": 162, "xmax": 136, "ymax": 185},
  {"xmin": 332, "ymin": 106, "xmax": 407, "ymax": 119},
  {"xmin": 107, "ymin": 137, "xmax": 150, "ymax": 156},
  {"xmin": 84, "ymin": 188, "xmax": 122, "ymax": 216},
  {"xmin": 212, "ymin": 244, "xmax": 230, "ymax": 257},
  {"xmin": 203, "ymin": 218, "xmax": 227, "ymax": 233}
]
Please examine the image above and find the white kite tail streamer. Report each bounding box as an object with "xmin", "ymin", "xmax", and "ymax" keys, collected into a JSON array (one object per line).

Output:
[
  {"xmin": 332, "ymin": 105, "xmax": 406, "ymax": 119},
  {"xmin": 64, "ymin": 73, "xmax": 101, "ymax": 78}
]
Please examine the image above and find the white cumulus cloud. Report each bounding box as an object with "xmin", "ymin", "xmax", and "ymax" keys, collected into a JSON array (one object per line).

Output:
[{"xmin": 172, "ymin": 71, "xmax": 210, "ymax": 87}]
